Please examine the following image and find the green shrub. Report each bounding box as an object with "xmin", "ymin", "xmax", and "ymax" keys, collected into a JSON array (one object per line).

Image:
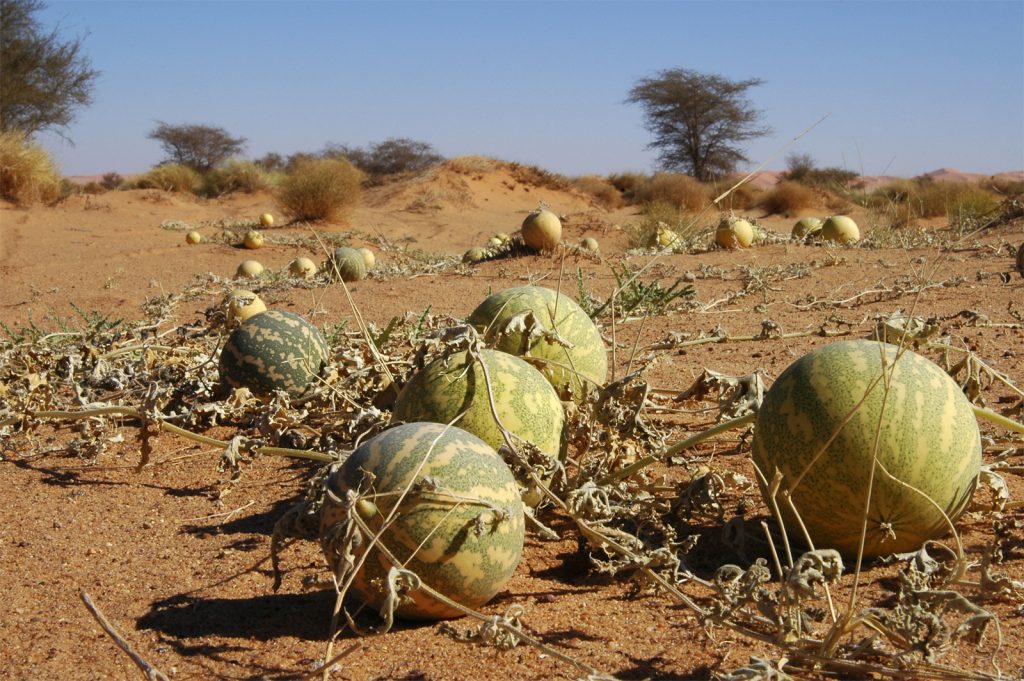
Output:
[
  {"xmin": 758, "ymin": 180, "xmax": 817, "ymax": 216},
  {"xmin": 572, "ymin": 175, "xmax": 623, "ymax": 208},
  {"xmin": 275, "ymin": 158, "xmax": 364, "ymax": 221},
  {"xmin": 0, "ymin": 130, "xmax": 63, "ymax": 205},
  {"xmin": 633, "ymin": 172, "xmax": 710, "ymax": 212},
  {"xmin": 134, "ymin": 163, "xmax": 201, "ymax": 193}
]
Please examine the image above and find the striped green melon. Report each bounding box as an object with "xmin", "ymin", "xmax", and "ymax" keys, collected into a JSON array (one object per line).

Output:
[
  {"xmin": 467, "ymin": 286, "xmax": 607, "ymax": 402},
  {"xmin": 319, "ymin": 422, "xmax": 525, "ymax": 620},
  {"xmin": 330, "ymin": 246, "xmax": 366, "ymax": 282},
  {"xmin": 393, "ymin": 348, "xmax": 565, "ymax": 463},
  {"xmin": 751, "ymin": 340, "xmax": 981, "ymax": 558},
  {"xmin": 218, "ymin": 310, "xmax": 329, "ymax": 398}
]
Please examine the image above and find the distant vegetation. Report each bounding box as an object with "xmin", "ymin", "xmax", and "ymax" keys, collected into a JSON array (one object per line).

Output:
[
  {"xmin": 0, "ymin": 130, "xmax": 63, "ymax": 204},
  {"xmin": 275, "ymin": 158, "xmax": 364, "ymax": 222}
]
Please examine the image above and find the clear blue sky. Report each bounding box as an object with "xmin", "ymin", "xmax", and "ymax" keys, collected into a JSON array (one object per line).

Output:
[{"xmin": 37, "ymin": 0, "xmax": 1024, "ymax": 178}]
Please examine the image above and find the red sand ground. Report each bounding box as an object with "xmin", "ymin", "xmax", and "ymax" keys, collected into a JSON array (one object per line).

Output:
[{"xmin": 2, "ymin": 163, "xmax": 1023, "ymax": 680}]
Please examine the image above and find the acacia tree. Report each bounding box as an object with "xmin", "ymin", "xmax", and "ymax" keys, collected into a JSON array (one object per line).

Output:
[
  {"xmin": 626, "ymin": 68, "xmax": 770, "ymax": 181},
  {"xmin": 0, "ymin": 0, "xmax": 99, "ymax": 138},
  {"xmin": 147, "ymin": 122, "xmax": 246, "ymax": 172},
  {"xmin": 324, "ymin": 137, "xmax": 444, "ymax": 177}
]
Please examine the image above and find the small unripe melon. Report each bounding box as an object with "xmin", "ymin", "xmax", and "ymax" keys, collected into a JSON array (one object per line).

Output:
[
  {"xmin": 243, "ymin": 230, "xmax": 265, "ymax": 249},
  {"xmin": 462, "ymin": 246, "xmax": 488, "ymax": 264},
  {"xmin": 235, "ymin": 259, "xmax": 265, "ymax": 279},
  {"xmin": 224, "ymin": 289, "xmax": 267, "ymax": 326},
  {"xmin": 288, "ymin": 256, "xmax": 318, "ymax": 279},
  {"xmin": 487, "ymin": 236, "xmax": 504, "ymax": 248},
  {"xmin": 792, "ymin": 217, "xmax": 823, "ymax": 240},
  {"xmin": 580, "ymin": 237, "xmax": 599, "ymax": 253},
  {"xmin": 358, "ymin": 247, "xmax": 376, "ymax": 270},
  {"xmin": 259, "ymin": 213, "xmax": 274, "ymax": 227},
  {"xmin": 185, "ymin": 230, "xmax": 202, "ymax": 244},
  {"xmin": 521, "ymin": 209, "xmax": 562, "ymax": 251},
  {"xmin": 715, "ymin": 216, "xmax": 755, "ymax": 249},
  {"xmin": 330, "ymin": 246, "xmax": 366, "ymax": 282},
  {"xmin": 821, "ymin": 215, "xmax": 860, "ymax": 244}
]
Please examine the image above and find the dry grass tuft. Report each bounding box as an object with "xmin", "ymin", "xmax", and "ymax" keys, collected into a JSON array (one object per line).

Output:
[
  {"xmin": 133, "ymin": 164, "xmax": 202, "ymax": 193},
  {"xmin": 445, "ymin": 155, "xmax": 501, "ymax": 176},
  {"xmin": 571, "ymin": 175, "xmax": 623, "ymax": 208},
  {"xmin": 758, "ymin": 180, "xmax": 818, "ymax": 216},
  {"xmin": 0, "ymin": 131, "xmax": 63, "ymax": 205},
  {"xmin": 633, "ymin": 172, "xmax": 710, "ymax": 212},
  {"xmin": 869, "ymin": 178, "xmax": 1002, "ymax": 225},
  {"xmin": 200, "ymin": 159, "xmax": 277, "ymax": 197},
  {"xmin": 276, "ymin": 158, "xmax": 364, "ymax": 222}
]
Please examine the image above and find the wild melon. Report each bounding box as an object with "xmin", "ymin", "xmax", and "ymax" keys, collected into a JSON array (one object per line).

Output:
[
  {"xmin": 218, "ymin": 310, "xmax": 329, "ymax": 398},
  {"xmin": 715, "ymin": 216, "xmax": 754, "ymax": 249},
  {"xmin": 462, "ymin": 247, "xmax": 488, "ymax": 264},
  {"xmin": 287, "ymin": 256, "xmax": 318, "ymax": 280},
  {"xmin": 792, "ymin": 217, "xmax": 823, "ymax": 240},
  {"xmin": 329, "ymin": 246, "xmax": 366, "ymax": 282},
  {"xmin": 521, "ymin": 208, "xmax": 562, "ymax": 251},
  {"xmin": 319, "ymin": 422, "xmax": 525, "ymax": 620},
  {"xmin": 392, "ymin": 348, "xmax": 565, "ymax": 493},
  {"xmin": 750, "ymin": 339, "xmax": 981, "ymax": 558},
  {"xmin": 468, "ymin": 286, "xmax": 607, "ymax": 401},
  {"xmin": 224, "ymin": 289, "xmax": 267, "ymax": 327},
  {"xmin": 821, "ymin": 215, "xmax": 860, "ymax": 244}
]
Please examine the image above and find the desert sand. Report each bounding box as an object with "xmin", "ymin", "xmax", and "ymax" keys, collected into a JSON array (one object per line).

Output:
[{"xmin": 1, "ymin": 161, "xmax": 1023, "ymax": 680}]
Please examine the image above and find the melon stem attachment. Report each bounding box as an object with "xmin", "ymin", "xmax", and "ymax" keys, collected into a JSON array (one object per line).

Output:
[
  {"xmin": 972, "ymin": 405, "xmax": 1024, "ymax": 434},
  {"xmin": 597, "ymin": 411, "xmax": 756, "ymax": 486}
]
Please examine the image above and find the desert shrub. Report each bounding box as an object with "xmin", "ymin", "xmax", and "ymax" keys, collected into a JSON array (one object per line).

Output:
[
  {"xmin": 709, "ymin": 178, "xmax": 761, "ymax": 211},
  {"xmin": 946, "ymin": 184, "xmax": 1001, "ymax": 223},
  {"xmin": 572, "ymin": 175, "xmax": 622, "ymax": 208},
  {"xmin": 100, "ymin": 172, "xmax": 124, "ymax": 190},
  {"xmin": 326, "ymin": 138, "xmax": 444, "ymax": 179},
  {"xmin": 133, "ymin": 163, "xmax": 201, "ymax": 193},
  {"xmin": 0, "ymin": 130, "xmax": 62, "ymax": 205},
  {"xmin": 870, "ymin": 179, "xmax": 1001, "ymax": 222},
  {"xmin": 607, "ymin": 172, "xmax": 649, "ymax": 203},
  {"xmin": 983, "ymin": 177, "xmax": 1024, "ymax": 200},
  {"xmin": 633, "ymin": 172, "xmax": 710, "ymax": 212},
  {"xmin": 199, "ymin": 159, "xmax": 274, "ymax": 197},
  {"xmin": 784, "ymin": 153, "xmax": 858, "ymax": 189},
  {"xmin": 758, "ymin": 180, "xmax": 817, "ymax": 216},
  {"xmin": 275, "ymin": 158, "xmax": 364, "ymax": 221}
]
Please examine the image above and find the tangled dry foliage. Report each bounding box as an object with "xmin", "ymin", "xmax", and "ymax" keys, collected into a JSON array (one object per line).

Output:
[{"xmin": 1, "ymin": 180, "xmax": 1024, "ymax": 681}]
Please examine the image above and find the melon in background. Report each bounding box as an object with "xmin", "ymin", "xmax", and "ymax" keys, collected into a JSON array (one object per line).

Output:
[{"xmin": 521, "ymin": 208, "xmax": 562, "ymax": 251}]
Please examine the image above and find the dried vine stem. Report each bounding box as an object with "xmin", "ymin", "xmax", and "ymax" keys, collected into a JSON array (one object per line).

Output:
[
  {"xmin": 80, "ymin": 591, "xmax": 170, "ymax": 681},
  {"xmin": 2, "ymin": 406, "xmax": 334, "ymax": 463}
]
